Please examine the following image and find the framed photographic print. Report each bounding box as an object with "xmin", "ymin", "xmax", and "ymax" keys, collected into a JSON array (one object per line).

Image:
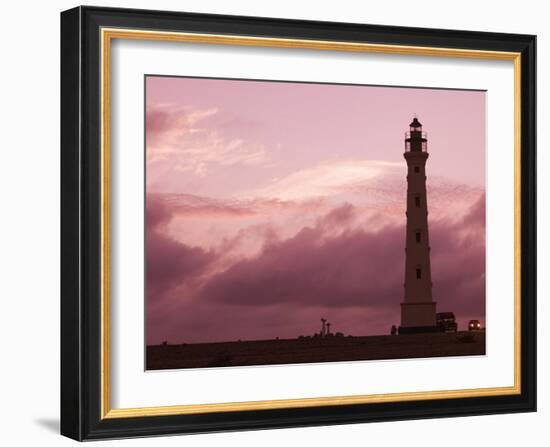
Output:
[{"xmin": 60, "ymin": 6, "xmax": 536, "ymax": 441}]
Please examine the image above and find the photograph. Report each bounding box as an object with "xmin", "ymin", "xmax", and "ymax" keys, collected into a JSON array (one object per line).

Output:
[{"xmin": 145, "ymin": 76, "xmax": 487, "ymax": 370}]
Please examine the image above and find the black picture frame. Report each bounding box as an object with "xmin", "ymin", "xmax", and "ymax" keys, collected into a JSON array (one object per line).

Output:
[{"xmin": 61, "ymin": 5, "xmax": 536, "ymax": 441}]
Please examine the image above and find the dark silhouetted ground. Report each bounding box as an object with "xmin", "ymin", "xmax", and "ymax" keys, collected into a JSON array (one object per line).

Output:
[{"xmin": 146, "ymin": 331, "xmax": 485, "ymax": 370}]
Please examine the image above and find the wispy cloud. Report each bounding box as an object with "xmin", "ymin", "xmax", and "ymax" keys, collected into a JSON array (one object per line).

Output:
[
  {"xmin": 244, "ymin": 160, "xmax": 402, "ymax": 201},
  {"xmin": 240, "ymin": 160, "xmax": 482, "ymax": 220},
  {"xmin": 146, "ymin": 103, "xmax": 269, "ymax": 182}
]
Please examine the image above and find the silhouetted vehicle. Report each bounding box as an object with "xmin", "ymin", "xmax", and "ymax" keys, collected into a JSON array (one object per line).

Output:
[
  {"xmin": 436, "ymin": 312, "xmax": 458, "ymax": 332},
  {"xmin": 468, "ymin": 320, "xmax": 482, "ymax": 331}
]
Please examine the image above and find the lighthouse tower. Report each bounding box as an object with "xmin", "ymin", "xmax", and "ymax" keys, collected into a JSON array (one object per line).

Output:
[{"xmin": 399, "ymin": 118, "xmax": 437, "ymax": 334}]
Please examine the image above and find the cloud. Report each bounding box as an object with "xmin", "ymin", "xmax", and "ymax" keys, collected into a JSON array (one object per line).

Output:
[
  {"xmin": 461, "ymin": 192, "xmax": 486, "ymax": 229},
  {"xmin": 427, "ymin": 194, "xmax": 486, "ymax": 319},
  {"xmin": 197, "ymin": 205, "xmax": 403, "ymax": 309},
  {"xmin": 146, "ymin": 192, "xmax": 485, "ymax": 344},
  {"xmin": 240, "ymin": 160, "xmax": 483, "ymax": 221},
  {"xmin": 152, "ymin": 193, "xmax": 257, "ymax": 219},
  {"xmin": 146, "ymin": 103, "xmax": 269, "ymax": 182},
  {"xmin": 146, "ymin": 104, "xmax": 218, "ymax": 160},
  {"xmin": 146, "ymin": 196, "xmax": 216, "ymax": 305},
  {"xmin": 244, "ymin": 160, "xmax": 403, "ymax": 201}
]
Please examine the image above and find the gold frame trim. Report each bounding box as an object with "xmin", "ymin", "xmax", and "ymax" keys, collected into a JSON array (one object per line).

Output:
[{"xmin": 100, "ymin": 27, "xmax": 522, "ymax": 419}]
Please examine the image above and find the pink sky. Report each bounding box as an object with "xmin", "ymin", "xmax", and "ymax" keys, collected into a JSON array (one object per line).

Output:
[{"xmin": 145, "ymin": 75, "xmax": 486, "ymax": 345}]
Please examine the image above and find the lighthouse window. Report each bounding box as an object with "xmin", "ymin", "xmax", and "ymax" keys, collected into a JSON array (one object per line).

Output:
[
  {"xmin": 416, "ymin": 231, "xmax": 421, "ymax": 243},
  {"xmin": 416, "ymin": 268, "xmax": 422, "ymax": 279},
  {"xmin": 414, "ymin": 166, "xmax": 420, "ymax": 173},
  {"xmin": 415, "ymin": 196, "xmax": 421, "ymax": 207}
]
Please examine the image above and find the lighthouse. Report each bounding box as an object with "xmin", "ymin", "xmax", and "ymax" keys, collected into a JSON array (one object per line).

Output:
[{"xmin": 399, "ymin": 117, "xmax": 437, "ymax": 334}]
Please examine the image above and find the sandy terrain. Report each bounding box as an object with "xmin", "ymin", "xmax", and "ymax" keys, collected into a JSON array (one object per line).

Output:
[{"xmin": 146, "ymin": 331, "xmax": 485, "ymax": 370}]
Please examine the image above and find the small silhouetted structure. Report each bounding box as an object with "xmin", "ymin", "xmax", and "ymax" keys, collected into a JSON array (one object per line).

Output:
[
  {"xmin": 313, "ymin": 318, "xmax": 345, "ymax": 338},
  {"xmin": 320, "ymin": 318, "xmax": 327, "ymax": 337},
  {"xmin": 391, "ymin": 325, "xmax": 397, "ymax": 336},
  {"xmin": 436, "ymin": 312, "xmax": 458, "ymax": 332}
]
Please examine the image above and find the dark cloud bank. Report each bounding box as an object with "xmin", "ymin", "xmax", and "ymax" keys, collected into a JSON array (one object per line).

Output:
[{"xmin": 146, "ymin": 194, "xmax": 485, "ymax": 344}]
